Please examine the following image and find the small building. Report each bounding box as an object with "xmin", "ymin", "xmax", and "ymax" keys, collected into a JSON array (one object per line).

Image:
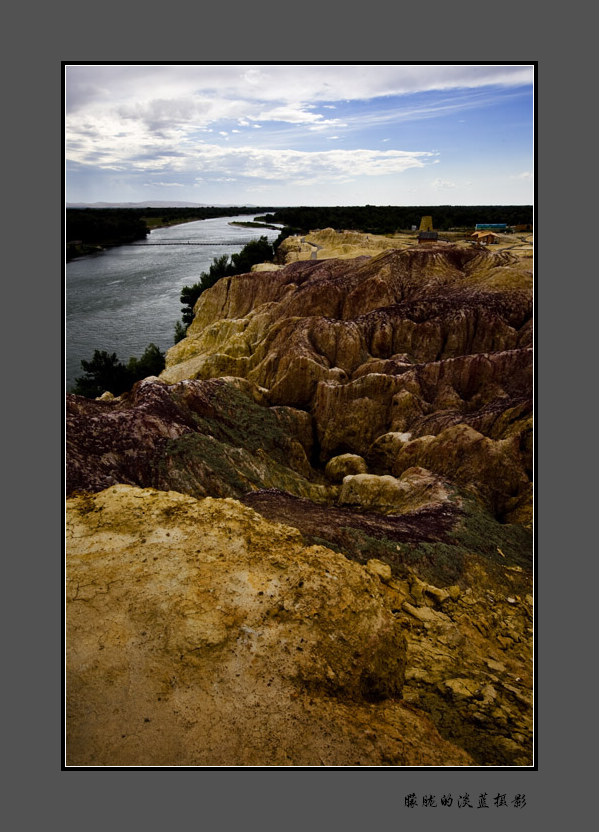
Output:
[
  {"xmin": 471, "ymin": 231, "xmax": 499, "ymax": 245},
  {"xmin": 418, "ymin": 231, "xmax": 438, "ymax": 244},
  {"xmin": 419, "ymin": 216, "xmax": 434, "ymax": 232}
]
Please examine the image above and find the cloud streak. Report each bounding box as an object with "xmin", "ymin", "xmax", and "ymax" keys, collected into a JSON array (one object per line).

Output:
[
  {"xmin": 190, "ymin": 145, "xmax": 438, "ymax": 185},
  {"xmin": 66, "ymin": 64, "xmax": 534, "ymax": 114}
]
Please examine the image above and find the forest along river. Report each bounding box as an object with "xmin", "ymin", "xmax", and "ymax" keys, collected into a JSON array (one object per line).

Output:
[{"xmin": 65, "ymin": 215, "xmax": 282, "ymax": 392}]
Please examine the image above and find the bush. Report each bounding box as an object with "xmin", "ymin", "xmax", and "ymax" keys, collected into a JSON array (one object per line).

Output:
[
  {"xmin": 229, "ymin": 236, "xmax": 273, "ymax": 273},
  {"xmin": 72, "ymin": 343, "xmax": 166, "ymax": 398},
  {"xmin": 126, "ymin": 342, "xmax": 166, "ymax": 380},
  {"xmin": 173, "ymin": 320, "xmax": 187, "ymax": 344}
]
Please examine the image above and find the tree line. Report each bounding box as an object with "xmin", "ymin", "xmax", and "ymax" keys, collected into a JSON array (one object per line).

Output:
[
  {"xmin": 255, "ymin": 205, "xmax": 533, "ymax": 234},
  {"xmin": 65, "ymin": 207, "xmax": 281, "ymax": 259},
  {"xmin": 66, "ymin": 204, "xmax": 534, "ymax": 260}
]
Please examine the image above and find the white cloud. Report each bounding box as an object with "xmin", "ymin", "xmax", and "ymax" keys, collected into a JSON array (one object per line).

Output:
[
  {"xmin": 431, "ymin": 178, "xmax": 457, "ymax": 190},
  {"xmin": 144, "ymin": 181, "xmax": 184, "ymax": 187},
  {"xmin": 66, "ymin": 64, "xmax": 533, "ymax": 119},
  {"xmin": 65, "ymin": 65, "xmax": 533, "ymax": 167},
  {"xmin": 184, "ymin": 144, "xmax": 437, "ymax": 184},
  {"xmin": 254, "ymin": 103, "xmax": 343, "ymax": 129},
  {"xmin": 66, "ymin": 97, "xmax": 438, "ymax": 182}
]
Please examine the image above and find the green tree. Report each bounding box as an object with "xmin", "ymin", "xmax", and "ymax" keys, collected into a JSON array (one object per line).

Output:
[
  {"xmin": 126, "ymin": 342, "xmax": 166, "ymax": 379},
  {"xmin": 173, "ymin": 320, "xmax": 187, "ymax": 344},
  {"xmin": 230, "ymin": 236, "xmax": 273, "ymax": 273},
  {"xmin": 72, "ymin": 343, "xmax": 166, "ymax": 398},
  {"xmin": 176, "ymin": 238, "xmax": 276, "ymax": 334},
  {"xmin": 72, "ymin": 350, "xmax": 131, "ymax": 398},
  {"xmin": 180, "ymin": 280, "xmax": 206, "ymax": 328}
]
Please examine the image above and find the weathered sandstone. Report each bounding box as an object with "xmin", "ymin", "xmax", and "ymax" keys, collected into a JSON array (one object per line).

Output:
[
  {"xmin": 66, "ymin": 485, "xmax": 473, "ymax": 767},
  {"xmin": 66, "ymin": 240, "xmax": 533, "ymax": 766},
  {"xmin": 156, "ymin": 246, "xmax": 532, "ymax": 522},
  {"xmin": 325, "ymin": 453, "xmax": 368, "ymax": 482},
  {"xmin": 338, "ymin": 468, "xmax": 450, "ymax": 514}
]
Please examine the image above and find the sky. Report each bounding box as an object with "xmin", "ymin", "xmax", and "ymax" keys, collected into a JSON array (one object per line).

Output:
[{"xmin": 65, "ymin": 63, "xmax": 535, "ymax": 207}]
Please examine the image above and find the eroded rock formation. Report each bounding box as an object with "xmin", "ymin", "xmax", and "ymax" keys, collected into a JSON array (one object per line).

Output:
[{"xmin": 66, "ymin": 241, "xmax": 533, "ymax": 766}]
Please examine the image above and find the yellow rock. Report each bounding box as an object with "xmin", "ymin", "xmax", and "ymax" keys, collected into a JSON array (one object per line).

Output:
[{"xmin": 66, "ymin": 485, "xmax": 474, "ymax": 767}]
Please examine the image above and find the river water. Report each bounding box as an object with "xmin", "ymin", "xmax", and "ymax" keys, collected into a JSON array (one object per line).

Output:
[{"xmin": 65, "ymin": 215, "xmax": 281, "ymax": 391}]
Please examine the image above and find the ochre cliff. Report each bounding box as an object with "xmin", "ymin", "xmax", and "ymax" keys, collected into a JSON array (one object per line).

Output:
[
  {"xmin": 66, "ymin": 240, "xmax": 533, "ymax": 766},
  {"xmin": 157, "ymin": 244, "xmax": 532, "ymax": 524}
]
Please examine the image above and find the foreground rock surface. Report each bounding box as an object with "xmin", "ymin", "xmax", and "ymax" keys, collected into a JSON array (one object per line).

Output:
[{"xmin": 66, "ymin": 485, "xmax": 473, "ymax": 767}]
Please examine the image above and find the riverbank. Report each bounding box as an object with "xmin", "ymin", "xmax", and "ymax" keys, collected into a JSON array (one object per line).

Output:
[
  {"xmin": 65, "ymin": 215, "xmax": 283, "ymax": 390},
  {"xmin": 229, "ymin": 220, "xmax": 283, "ymax": 231},
  {"xmin": 66, "ymin": 206, "xmax": 282, "ymax": 261},
  {"xmin": 66, "ymin": 242, "xmax": 106, "ymax": 261},
  {"xmin": 142, "ymin": 215, "xmax": 205, "ymax": 231}
]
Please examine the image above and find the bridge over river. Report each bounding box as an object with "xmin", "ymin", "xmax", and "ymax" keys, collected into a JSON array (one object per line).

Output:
[{"xmin": 129, "ymin": 240, "xmax": 260, "ymax": 247}]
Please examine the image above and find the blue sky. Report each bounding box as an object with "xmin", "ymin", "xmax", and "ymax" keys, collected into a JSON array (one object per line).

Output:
[{"xmin": 65, "ymin": 63, "xmax": 534, "ymax": 206}]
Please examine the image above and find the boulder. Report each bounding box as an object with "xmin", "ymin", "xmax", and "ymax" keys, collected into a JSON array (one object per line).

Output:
[
  {"xmin": 325, "ymin": 453, "xmax": 368, "ymax": 482},
  {"xmin": 339, "ymin": 473, "xmax": 409, "ymax": 513},
  {"xmin": 338, "ymin": 468, "xmax": 450, "ymax": 515}
]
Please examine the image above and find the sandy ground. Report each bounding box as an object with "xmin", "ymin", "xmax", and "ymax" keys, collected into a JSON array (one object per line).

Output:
[{"xmin": 300, "ymin": 229, "xmax": 534, "ymax": 263}]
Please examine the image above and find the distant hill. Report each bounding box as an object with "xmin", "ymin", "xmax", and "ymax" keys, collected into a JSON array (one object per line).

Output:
[{"xmin": 66, "ymin": 201, "xmax": 261, "ymax": 209}]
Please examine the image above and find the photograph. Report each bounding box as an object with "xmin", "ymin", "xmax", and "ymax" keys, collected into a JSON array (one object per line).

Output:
[{"xmin": 64, "ymin": 62, "xmax": 535, "ymax": 770}]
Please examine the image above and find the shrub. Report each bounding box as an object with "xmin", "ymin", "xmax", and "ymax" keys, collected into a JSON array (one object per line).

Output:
[
  {"xmin": 72, "ymin": 343, "xmax": 166, "ymax": 398},
  {"xmin": 173, "ymin": 320, "xmax": 187, "ymax": 344}
]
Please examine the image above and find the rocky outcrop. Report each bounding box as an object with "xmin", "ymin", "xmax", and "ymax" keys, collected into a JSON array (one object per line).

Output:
[
  {"xmin": 157, "ymin": 245, "xmax": 531, "ymax": 523},
  {"xmin": 396, "ymin": 558, "xmax": 533, "ymax": 766},
  {"xmin": 275, "ymin": 234, "xmax": 315, "ymax": 263},
  {"xmin": 338, "ymin": 468, "xmax": 450, "ymax": 515},
  {"xmin": 66, "ymin": 376, "xmax": 326, "ymax": 502},
  {"xmin": 325, "ymin": 453, "xmax": 368, "ymax": 482},
  {"xmin": 161, "ymin": 246, "xmax": 532, "ymax": 389},
  {"xmin": 66, "ymin": 485, "xmax": 473, "ymax": 767}
]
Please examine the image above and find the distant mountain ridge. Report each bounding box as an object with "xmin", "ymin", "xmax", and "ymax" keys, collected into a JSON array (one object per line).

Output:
[{"xmin": 66, "ymin": 201, "xmax": 260, "ymax": 209}]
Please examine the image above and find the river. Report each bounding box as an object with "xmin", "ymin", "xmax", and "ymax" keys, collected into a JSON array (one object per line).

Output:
[{"xmin": 65, "ymin": 215, "xmax": 281, "ymax": 392}]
